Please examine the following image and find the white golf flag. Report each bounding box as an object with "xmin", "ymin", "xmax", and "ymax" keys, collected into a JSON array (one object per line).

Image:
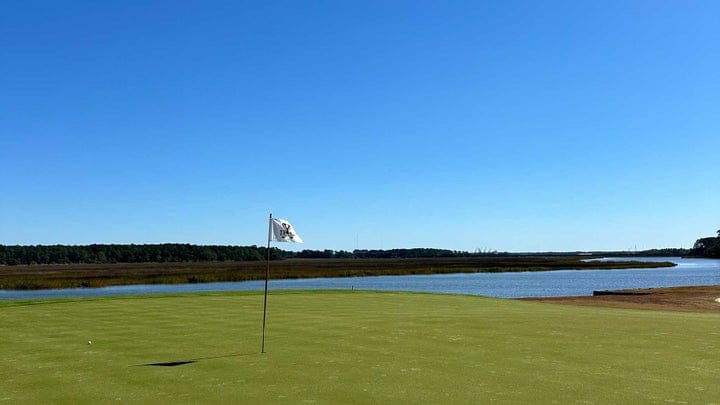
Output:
[{"xmin": 270, "ymin": 218, "xmax": 303, "ymax": 243}]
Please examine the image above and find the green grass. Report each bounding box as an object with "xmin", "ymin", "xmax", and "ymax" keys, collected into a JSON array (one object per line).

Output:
[{"xmin": 1, "ymin": 291, "xmax": 718, "ymax": 403}]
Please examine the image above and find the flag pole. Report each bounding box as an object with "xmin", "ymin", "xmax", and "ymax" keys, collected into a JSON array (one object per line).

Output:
[{"xmin": 262, "ymin": 213, "xmax": 272, "ymax": 354}]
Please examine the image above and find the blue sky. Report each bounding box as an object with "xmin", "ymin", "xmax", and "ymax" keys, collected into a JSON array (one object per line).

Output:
[{"xmin": 2, "ymin": 1, "xmax": 718, "ymax": 252}]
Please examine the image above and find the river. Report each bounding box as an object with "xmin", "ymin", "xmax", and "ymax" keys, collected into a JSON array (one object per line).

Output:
[{"xmin": 1, "ymin": 257, "xmax": 718, "ymax": 300}]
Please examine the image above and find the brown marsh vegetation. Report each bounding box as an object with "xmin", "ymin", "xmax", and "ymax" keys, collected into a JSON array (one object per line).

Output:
[
  {"xmin": 0, "ymin": 257, "xmax": 674, "ymax": 290},
  {"xmin": 524, "ymin": 285, "xmax": 720, "ymax": 313}
]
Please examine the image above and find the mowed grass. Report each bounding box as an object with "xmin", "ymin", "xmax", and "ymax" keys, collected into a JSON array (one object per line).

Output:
[{"xmin": 1, "ymin": 291, "xmax": 718, "ymax": 403}]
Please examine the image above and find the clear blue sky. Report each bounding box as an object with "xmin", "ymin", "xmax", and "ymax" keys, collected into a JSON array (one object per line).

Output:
[{"xmin": 2, "ymin": 1, "xmax": 718, "ymax": 252}]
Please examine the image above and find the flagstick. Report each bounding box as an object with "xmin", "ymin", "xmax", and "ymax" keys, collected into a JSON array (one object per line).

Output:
[{"xmin": 262, "ymin": 213, "xmax": 272, "ymax": 354}]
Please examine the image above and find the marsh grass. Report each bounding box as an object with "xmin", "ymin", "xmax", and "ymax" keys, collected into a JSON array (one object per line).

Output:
[{"xmin": 0, "ymin": 257, "xmax": 674, "ymax": 290}]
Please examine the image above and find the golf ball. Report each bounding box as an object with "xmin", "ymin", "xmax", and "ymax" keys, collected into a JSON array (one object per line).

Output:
[{"xmin": 88, "ymin": 341, "xmax": 92, "ymax": 345}]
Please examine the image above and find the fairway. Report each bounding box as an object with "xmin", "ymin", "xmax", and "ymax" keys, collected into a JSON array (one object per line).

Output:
[{"xmin": 1, "ymin": 291, "xmax": 718, "ymax": 403}]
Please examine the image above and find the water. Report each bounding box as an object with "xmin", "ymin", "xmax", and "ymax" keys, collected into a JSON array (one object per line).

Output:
[{"xmin": 1, "ymin": 257, "xmax": 718, "ymax": 300}]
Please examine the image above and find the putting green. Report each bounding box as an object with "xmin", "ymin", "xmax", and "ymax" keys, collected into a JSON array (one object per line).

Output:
[{"xmin": 1, "ymin": 291, "xmax": 718, "ymax": 403}]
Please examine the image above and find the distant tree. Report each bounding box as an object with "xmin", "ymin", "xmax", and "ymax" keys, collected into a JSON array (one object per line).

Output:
[{"xmin": 689, "ymin": 231, "xmax": 720, "ymax": 258}]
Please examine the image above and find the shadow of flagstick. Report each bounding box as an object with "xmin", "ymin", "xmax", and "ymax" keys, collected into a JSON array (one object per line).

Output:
[{"xmin": 133, "ymin": 351, "xmax": 259, "ymax": 367}]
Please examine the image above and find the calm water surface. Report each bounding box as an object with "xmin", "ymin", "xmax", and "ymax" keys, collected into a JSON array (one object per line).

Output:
[{"xmin": 1, "ymin": 257, "xmax": 718, "ymax": 300}]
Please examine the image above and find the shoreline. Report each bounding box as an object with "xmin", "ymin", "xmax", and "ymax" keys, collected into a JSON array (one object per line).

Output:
[{"xmin": 522, "ymin": 285, "xmax": 720, "ymax": 312}]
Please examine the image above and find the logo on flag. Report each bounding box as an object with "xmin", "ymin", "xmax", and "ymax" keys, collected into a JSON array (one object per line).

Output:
[{"xmin": 270, "ymin": 218, "xmax": 303, "ymax": 243}]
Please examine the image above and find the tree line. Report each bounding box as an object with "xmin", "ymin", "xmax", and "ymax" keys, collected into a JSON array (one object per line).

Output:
[
  {"xmin": 353, "ymin": 248, "xmax": 483, "ymax": 259},
  {"xmin": 4, "ymin": 237, "xmax": 714, "ymax": 265},
  {"xmin": 0, "ymin": 244, "xmax": 276, "ymax": 265},
  {"xmin": 0, "ymin": 244, "xmax": 498, "ymax": 265}
]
